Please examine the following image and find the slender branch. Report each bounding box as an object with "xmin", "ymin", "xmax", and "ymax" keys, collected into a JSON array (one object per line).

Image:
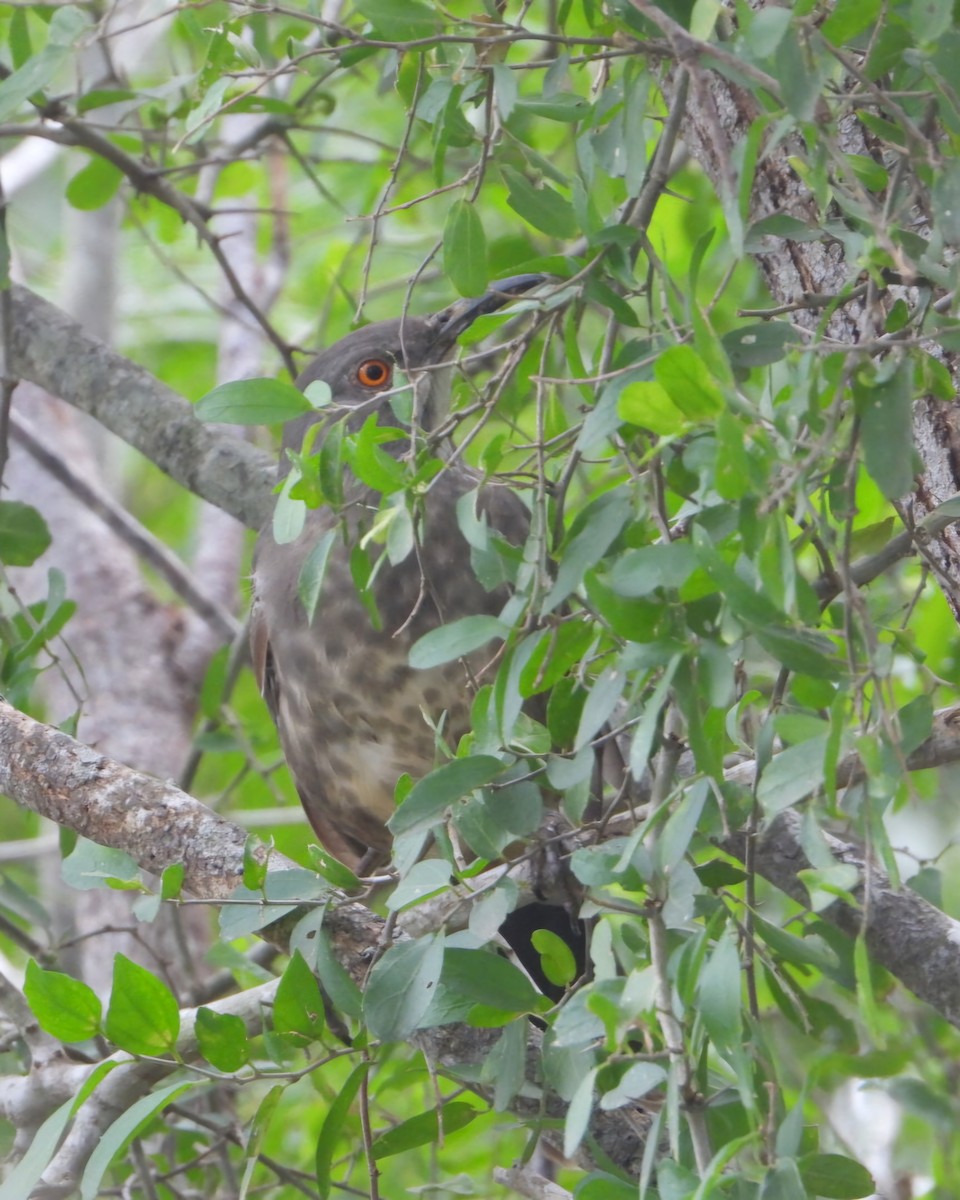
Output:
[
  {"xmin": 0, "ymin": 170, "xmax": 13, "ymax": 495},
  {"xmin": 814, "ymin": 493, "xmax": 960, "ymax": 603},
  {"xmin": 624, "ymin": 0, "xmax": 782, "ymax": 99},
  {"xmin": 10, "ymin": 412, "xmax": 241, "ymax": 643},
  {"xmin": 5, "ymin": 84, "xmax": 298, "ymax": 376}
]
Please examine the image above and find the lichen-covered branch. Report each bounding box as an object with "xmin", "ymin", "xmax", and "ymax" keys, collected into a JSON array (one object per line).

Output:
[{"xmin": 8, "ymin": 284, "xmax": 274, "ymax": 531}]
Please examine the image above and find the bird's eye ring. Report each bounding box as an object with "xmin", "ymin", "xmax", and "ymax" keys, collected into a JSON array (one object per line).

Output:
[{"xmin": 356, "ymin": 358, "xmax": 392, "ymax": 388}]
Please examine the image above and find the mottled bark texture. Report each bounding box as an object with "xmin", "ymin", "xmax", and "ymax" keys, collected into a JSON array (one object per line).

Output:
[
  {"xmin": 721, "ymin": 812, "xmax": 960, "ymax": 1028},
  {"xmin": 8, "ymin": 283, "xmax": 274, "ymax": 531},
  {"xmin": 662, "ymin": 47, "xmax": 960, "ymax": 616},
  {"xmin": 658, "ymin": 24, "xmax": 960, "ymax": 1026},
  {"xmin": 0, "ymin": 698, "xmax": 646, "ymax": 1182}
]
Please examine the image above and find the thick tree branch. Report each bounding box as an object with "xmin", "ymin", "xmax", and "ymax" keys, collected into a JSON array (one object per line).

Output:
[
  {"xmin": 724, "ymin": 703, "xmax": 960, "ymax": 792},
  {"xmin": 0, "ymin": 698, "xmax": 253, "ymax": 899},
  {"xmin": 0, "ymin": 699, "xmax": 646, "ymax": 1177},
  {"xmin": 720, "ymin": 811, "xmax": 960, "ymax": 1029},
  {"xmin": 8, "ymin": 284, "xmax": 274, "ymax": 531}
]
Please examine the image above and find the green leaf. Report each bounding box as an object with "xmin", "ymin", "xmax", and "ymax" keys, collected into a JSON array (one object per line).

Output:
[
  {"xmin": 775, "ymin": 29, "xmax": 832, "ymax": 122},
  {"xmin": 298, "ymin": 529, "xmax": 338, "ymax": 624},
  {"xmin": 306, "ymin": 845, "xmax": 361, "ymax": 891},
  {"xmin": 0, "ymin": 1095, "xmax": 76, "ymax": 1200},
  {"xmin": 61, "ymin": 839, "xmax": 140, "ymax": 890},
  {"xmin": 898, "ymin": 693, "xmax": 933, "ymax": 755},
  {"xmin": 576, "ymin": 1176, "xmax": 637, "ymax": 1200},
  {"xmin": 546, "ymin": 680, "xmax": 588, "ymax": 749},
  {"xmin": 617, "ymin": 379, "xmax": 688, "ymax": 436},
  {"xmin": 195, "ymin": 1007, "xmax": 250, "ymax": 1072},
  {"xmin": 885, "ymin": 1076, "xmax": 954, "ymax": 1131},
  {"xmin": 104, "ymin": 954, "xmax": 181, "ymax": 1056},
  {"xmin": 347, "ymin": 416, "xmax": 408, "ymax": 493},
  {"xmin": 65, "ymin": 157, "xmax": 124, "ymax": 210},
  {"xmin": 24, "ymin": 960, "xmax": 102, "ymax": 1043},
  {"xmin": 760, "ymin": 1160, "xmax": 807, "ymax": 1200},
  {"xmin": 531, "ymin": 928, "xmax": 578, "ymax": 989},
  {"xmin": 244, "ymin": 1083, "xmax": 284, "ymax": 1167},
  {"xmin": 6, "ymin": 567, "xmax": 74, "ymax": 662},
  {"xmin": 76, "ymin": 87, "xmax": 138, "ymax": 113},
  {"xmin": 349, "ymin": 542, "xmax": 382, "ymax": 629},
  {"xmin": 909, "ymin": 0, "xmax": 952, "ymax": 42},
  {"xmin": 607, "ymin": 543, "xmax": 696, "ymax": 598},
  {"xmin": 184, "ymin": 77, "xmax": 229, "ymax": 138},
  {"xmin": 853, "ymin": 931, "xmax": 883, "ymax": 1043},
  {"xmin": 385, "ymin": 501, "xmax": 415, "ymax": 564},
  {"xmin": 444, "ymin": 200, "xmax": 488, "ymax": 297},
  {"xmin": 754, "ymin": 916, "xmax": 840, "ymax": 973},
  {"xmin": 629, "ymin": 658, "xmax": 680, "ymax": 778},
  {"xmin": 755, "ymin": 626, "xmax": 844, "ymax": 680},
  {"xmin": 491, "ymin": 62, "xmax": 518, "ymax": 119},
  {"xmin": 273, "ymin": 950, "xmax": 326, "ymax": 1043},
  {"xmin": 543, "ymin": 491, "xmax": 632, "ymax": 612},
  {"xmin": 516, "ymin": 93, "xmax": 591, "ymax": 122},
  {"xmin": 356, "ymin": 0, "xmax": 441, "ymax": 40},
  {"xmin": 9, "ymin": 8, "xmax": 32, "ymax": 69},
  {"xmin": 600, "ymin": 1061, "xmax": 667, "ymax": 1110},
  {"xmin": 856, "ymin": 357, "xmax": 915, "ymax": 500},
  {"xmin": 482, "ymin": 1019, "xmax": 527, "ymax": 1110},
  {"xmin": 932, "ymin": 160, "xmax": 960, "ymax": 244},
  {"xmin": 745, "ymin": 6, "xmax": 792, "ymax": 56},
  {"xmin": 195, "ymin": 378, "xmax": 313, "ymax": 424},
  {"xmin": 574, "ymin": 663, "xmax": 626, "ymax": 751},
  {"xmin": 655, "ymin": 344, "xmax": 725, "ymax": 420},
  {"xmin": 409, "ymin": 614, "xmax": 508, "ymax": 669},
  {"xmin": 242, "ymin": 833, "xmax": 269, "ymax": 891},
  {"xmin": 318, "ymin": 419, "xmax": 344, "ymax": 505},
  {"xmin": 313, "ymin": 924, "xmax": 364, "ymax": 1020},
  {"xmin": 0, "ymin": 7, "xmax": 90, "ymax": 122},
  {"xmin": 272, "ymin": 469, "xmax": 307, "ymax": 546},
  {"xmin": 583, "ymin": 275, "xmax": 639, "ymax": 325},
  {"xmin": 847, "ymin": 154, "xmax": 887, "ymax": 192},
  {"xmin": 796, "ymin": 1153, "xmax": 875, "ymax": 1199},
  {"xmin": 756, "ymin": 736, "xmax": 828, "ymax": 814},
  {"xmin": 502, "ymin": 166, "xmax": 578, "ymax": 239},
  {"xmin": 387, "ymin": 858, "xmax": 454, "ymax": 911},
  {"xmin": 797, "ymin": 864, "xmax": 861, "ymax": 912},
  {"xmin": 388, "ymin": 755, "xmax": 508, "ymax": 836},
  {"xmin": 372, "ymin": 1100, "xmax": 478, "ymax": 1159},
  {"xmin": 78, "ymin": 1081, "xmax": 194, "ymax": 1200},
  {"xmin": 697, "ymin": 931, "xmax": 742, "ymax": 1053},
  {"xmin": 0, "ymin": 501, "xmax": 51, "ymax": 566},
  {"xmin": 820, "ymin": 0, "xmax": 881, "ymax": 43},
  {"xmin": 316, "ymin": 1062, "xmax": 367, "ymax": 1198},
  {"xmin": 564, "ymin": 1066, "xmax": 597, "ymax": 1158},
  {"xmin": 445, "ymin": 946, "xmax": 543, "ymax": 1015},
  {"xmin": 655, "ymin": 781, "xmax": 707, "ymax": 873},
  {"xmin": 723, "ymin": 321, "xmax": 798, "ymax": 369},
  {"xmin": 160, "ymin": 863, "xmax": 185, "ymax": 900},
  {"xmin": 363, "ymin": 934, "xmax": 445, "ymax": 1041}
]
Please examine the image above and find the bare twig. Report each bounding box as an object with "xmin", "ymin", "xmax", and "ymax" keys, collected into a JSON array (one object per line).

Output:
[{"xmin": 10, "ymin": 412, "xmax": 240, "ymax": 643}]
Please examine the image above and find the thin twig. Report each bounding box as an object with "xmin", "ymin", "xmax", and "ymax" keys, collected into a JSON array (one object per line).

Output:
[{"xmin": 10, "ymin": 412, "xmax": 240, "ymax": 643}]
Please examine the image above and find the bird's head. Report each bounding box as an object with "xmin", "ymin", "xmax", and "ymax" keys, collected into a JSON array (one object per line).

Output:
[{"xmin": 281, "ymin": 274, "xmax": 546, "ymax": 456}]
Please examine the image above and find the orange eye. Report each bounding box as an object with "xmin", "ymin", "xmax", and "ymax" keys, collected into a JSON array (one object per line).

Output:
[{"xmin": 356, "ymin": 358, "xmax": 392, "ymax": 388}]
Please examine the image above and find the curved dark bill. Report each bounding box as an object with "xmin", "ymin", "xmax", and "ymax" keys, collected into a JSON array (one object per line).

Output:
[{"xmin": 429, "ymin": 273, "xmax": 549, "ymax": 346}]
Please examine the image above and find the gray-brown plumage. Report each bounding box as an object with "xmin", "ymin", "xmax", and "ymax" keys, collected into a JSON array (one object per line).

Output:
[{"xmin": 251, "ymin": 278, "xmax": 544, "ymax": 867}]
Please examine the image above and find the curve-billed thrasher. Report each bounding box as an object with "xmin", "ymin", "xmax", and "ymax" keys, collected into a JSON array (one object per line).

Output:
[{"xmin": 251, "ymin": 277, "xmax": 546, "ymax": 869}]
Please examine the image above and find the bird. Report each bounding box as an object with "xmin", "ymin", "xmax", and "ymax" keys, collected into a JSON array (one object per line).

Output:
[{"xmin": 250, "ymin": 276, "xmax": 548, "ymax": 871}]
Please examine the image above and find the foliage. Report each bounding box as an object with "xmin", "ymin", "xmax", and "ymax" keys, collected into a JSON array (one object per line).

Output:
[{"xmin": 2, "ymin": 0, "xmax": 960, "ymax": 1197}]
